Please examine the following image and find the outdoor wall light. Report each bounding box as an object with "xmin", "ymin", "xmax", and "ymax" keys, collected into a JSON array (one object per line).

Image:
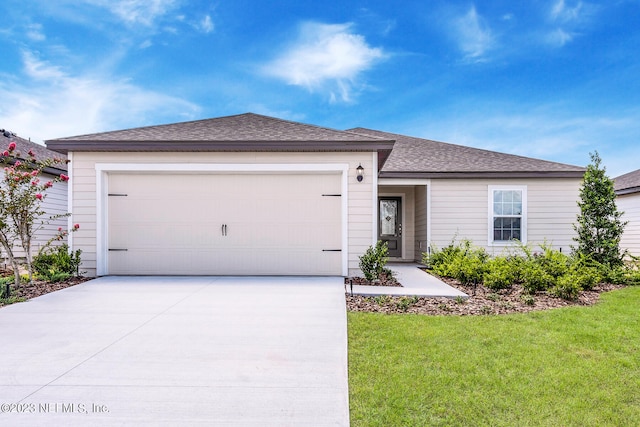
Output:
[{"xmin": 356, "ymin": 164, "xmax": 364, "ymax": 182}]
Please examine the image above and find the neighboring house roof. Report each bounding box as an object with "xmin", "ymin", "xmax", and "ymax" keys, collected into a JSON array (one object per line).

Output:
[
  {"xmin": 1, "ymin": 128, "xmax": 67, "ymax": 173},
  {"xmin": 348, "ymin": 128, "xmax": 586, "ymax": 178},
  {"xmin": 614, "ymin": 169, "xmax": 640, "ymax": 196},
  {"xmin": 46, "ymin": 113, "xmax": 395, "ymax": 169}
]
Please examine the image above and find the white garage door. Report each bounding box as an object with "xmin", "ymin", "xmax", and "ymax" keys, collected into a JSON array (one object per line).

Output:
[{"xmin": 107, "ymin": 172, "xmax": 342, "ymax": 275}]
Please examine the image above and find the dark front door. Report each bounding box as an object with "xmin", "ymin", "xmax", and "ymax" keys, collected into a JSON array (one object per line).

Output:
[{"xmin": 379, "ymin": 197, "xmax": 402, "ymax": 257}]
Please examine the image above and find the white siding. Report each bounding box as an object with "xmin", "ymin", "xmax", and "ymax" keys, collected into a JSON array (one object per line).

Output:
[
  {"xmin": 70, "ymin": 151, "xmax": 375, "ymax": 277},
  {"xmin": 414, "ymin": 186, "xmax": 428, "ymax": 261},
  {"xmin": 430, "ymin": 178, "xmax": 581, "ymax": 254},
  {"xmin": 617, "ymin": 193, "xmax": 640, "ymax": 257}
]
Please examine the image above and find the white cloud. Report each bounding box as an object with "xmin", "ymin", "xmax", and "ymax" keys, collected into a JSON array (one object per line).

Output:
[
  {"xmin": 452, "ymin": 6, "xmax": 494, "ymax": 61},
  {"xmin": 550, "ymin": 0, "xmax": 584, "ymax": 22},
  {"xmin": 25, "ymin": 23, "xmax": 46, "ymax": 41},
  {"xmin": 198, "ymin": 15, "xmax": 214, "ymax": 33},
  {"xmin": 544, "ymin": 0, "xmax": 595, "ymax": 47},
  {"xmin": 546, "ymin": 28, "xmax": 575, "ymax": 46},
  {"xmin": 83, "ymin": 0, "xmax": 179, "ymax": 27},
  {"xmin": 264, "ymin": 22, "xmax": 385, "ymax": 102},
  {"xmin": 0, "ymin": 52, "xmax": 199, "ymax": 143}
]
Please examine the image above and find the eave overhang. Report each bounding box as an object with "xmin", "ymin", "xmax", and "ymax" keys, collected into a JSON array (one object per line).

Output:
[
  {"xmin": 45, "ymin": 139, "xmax": 395, "ymax": 171},
  {"xmin": 616, "ymin": 186, "xmax": 640, "ymax": 196},
  {"xmin": 379, "ymin": 170, "xmax": 586, "ymax": 179}
]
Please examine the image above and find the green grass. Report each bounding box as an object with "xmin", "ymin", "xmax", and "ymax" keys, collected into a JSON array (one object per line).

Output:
[{"xmin": 348, "ymin": 287, "xmax": 640, "ymax": 426}]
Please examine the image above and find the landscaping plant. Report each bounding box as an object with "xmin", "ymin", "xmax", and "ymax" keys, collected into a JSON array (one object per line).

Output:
[
  {"xmin": 424, "ymin": 238, "xmax": 637, "ymax": 301},
  {"xmin": 573, "ymin": 151, "xmax": 627, "ymax": 266},
  {"xmin": 0, "ymin": 141, "xmax": 73, "ymax": 296},
  {"xmin": 359, "ymin": 240, "xmax": 389, "ymax": 281},
  {"xmin": 33, "ymin": 243, "xmax": 83, "ymax": 282}
]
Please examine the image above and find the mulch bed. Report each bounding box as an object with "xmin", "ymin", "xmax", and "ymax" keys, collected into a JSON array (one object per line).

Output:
[
  {"xmin": 0, "ymin": 276, "xmax": 91, "ymax": 308},
  {"xmin": 346, "ymin": 274, "xmax": 626, "ymax": 315},
  {"xmin": 345, "ymin": 273, "xmax": 402, "ymax": 287}
]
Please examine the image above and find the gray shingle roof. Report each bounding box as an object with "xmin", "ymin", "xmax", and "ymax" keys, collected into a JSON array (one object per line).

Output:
[
  {"xmin": 348, "ymin": 128, "xmax": 586, "ymax": 178},
  {"xmin": 45, "ymin": 113, "xmax": 395, "ymax": 168},
  {"xmin": 48, "ymin": 113, "xmax": 386, "ymax": 143},
  {"xmin": 614, "ymin": 169, "xmax": 640, "ymax": 195},
  {"xmin": 1, "ymin": 129, "xmax": 67, "ymax": 172}
]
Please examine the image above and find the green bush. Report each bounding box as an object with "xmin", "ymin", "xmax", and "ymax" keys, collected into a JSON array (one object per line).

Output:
[
  {"xmin": 520, "ymin": 263, "xmax": 555, "ymax": 294},
  {"xmin": 603, "ymin": 265, "xmax": 640, "ymax": 286},
  {"xmin": 424, "ymin": 237, "xmax": 615, "ymax": 300},
  {"xmin": 573, "ymin": 267, "xmax": 602, "ymax": 291},
  {"xmin": 551, "ymin": 274, "xmax": 583, "ymax": 300},
  {"xmin": 449, "ymin": 253, "xmax": 487, "ymax": 285},
  {"xmin": 426, "ymin": 239, "xmax": 488, "ymax": 284},
  {"xmin": 359, "ymin": 241, "xmax": 389, "ymax": 281},
  {"xmin": 483, "ymin": 257, "xmax": 518, "ymax": 290},
  {"xmin": 423, "ymin": 239, "xmax": 466, "ymax": 274},
  {"xmin": 534, "ymin": 244, "xmax": 571, "ymax": 278},
  {"xmin": 33, "ymin": 244, "xmax": 82, "ymax": 281}
]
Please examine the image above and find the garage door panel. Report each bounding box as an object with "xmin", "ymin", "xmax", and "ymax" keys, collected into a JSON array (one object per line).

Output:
[{"xmin": 107, "ymin": 172, "xmax": 342, "ymax": 275}]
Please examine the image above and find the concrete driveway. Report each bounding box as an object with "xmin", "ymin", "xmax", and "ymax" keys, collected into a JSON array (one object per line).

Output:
[{"xmin": 0, "ymin": 276, "xmax": 349, "ymax": 426}]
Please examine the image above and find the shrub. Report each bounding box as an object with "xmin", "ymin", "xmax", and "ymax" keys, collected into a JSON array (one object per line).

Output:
[
  {"xmin": 573, "ymin": 267, "xmax": 602, "ymax": 291},
  {"xmin": 520, "ymin": 294, "xmax": 535, "ymax": 306},
  {"xmin": 33, "ymin": 244, "xmax": 82, "ymax": 281},
  {"xmin": 449, "ymin": 252, "xmax": 487, "ymax": 285},
  {"xmin": 426, "ymin": 239, "xmax": 488, "ymax": 284},
  {"xmin": 423, "ymin": 239, "xmax": 466, "ymax": 274},
  {"xmin": 551, "ymin": 274, "xmax": 583, "ymax": 300},
  {"xmin": 521, "ymin": 263, "xmax": 555, "ymax": 294},
  {"xmin": 0, "ymin": 276, "xmax": 13, "ymax": 298},
  {"xmin": 483, "ymin": 257, "xmax": 517, "ymax": 290},
  {"xmin": 359, "ymin": 241, "xmax": 389, "ymax": 281},
  {"xmin": 534, "ymin": 244, "xmax": 571, "ymax": 278},
  {"xmin": 603, "ymin": 265, "xmax": 640, "ymax": 286}
]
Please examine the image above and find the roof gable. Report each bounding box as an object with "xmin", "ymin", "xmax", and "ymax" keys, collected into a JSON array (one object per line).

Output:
[
  {"xmin": 45, "ymin": 113, "xmax": 395, "ymax": 168},
  {"xmin": 349, "ymin": 128, "xmax": 585, "ymax": 178},
  {"xmin": 46, "ymin": 112, "xmax": 391, "ymax": 145},
  {"xmin": 615, "ymin": 169, "xmax": 640, "ymax": 195}
]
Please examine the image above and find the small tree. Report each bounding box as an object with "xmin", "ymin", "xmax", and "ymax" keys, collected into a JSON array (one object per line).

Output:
[
  {"xmin": 572, "ymin": 151, "xmax": 626, "ymax": 266},
  {"xmin": 0, "ymin": 141, "xmax": 70, "ymax": 294},
  {"xmin": 359, "ymin": 240, "xmax": 389, "ymax": 281}
]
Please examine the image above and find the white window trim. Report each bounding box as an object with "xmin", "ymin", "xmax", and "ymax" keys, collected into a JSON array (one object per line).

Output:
[
  {"xmin": 488, "ymin": 185, "xmax": 527, "ymax": 246},
  {"xmin": 95, "ymin": 163, "xmax": 350, "ymax": 276}
]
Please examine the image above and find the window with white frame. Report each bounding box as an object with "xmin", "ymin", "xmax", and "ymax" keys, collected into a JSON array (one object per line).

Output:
[{"xmin": 489, "ymin": 186, "xmax": 527, "ymax": 244}]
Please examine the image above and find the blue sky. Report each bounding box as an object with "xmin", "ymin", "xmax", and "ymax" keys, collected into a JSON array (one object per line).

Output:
[{"xmin": 0, "ymin": 0, "xmax": 638, "ymax": 176}]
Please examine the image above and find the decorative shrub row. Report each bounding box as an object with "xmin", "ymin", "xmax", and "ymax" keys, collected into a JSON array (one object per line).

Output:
[{"xmin": 423, "ymin": 239, "xmax": 640, "ymax": 300}]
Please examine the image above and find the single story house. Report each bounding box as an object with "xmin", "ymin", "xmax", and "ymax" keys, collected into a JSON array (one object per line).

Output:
[
  {"xmin": 0, "ymin": 129, "xmax": 68, "ymax": 260},
  {"xmin": 614, "ymin": 169, "xmax": 640, "ymax": 257},
  {"xmin": 45, "ymin": 113, "xmax": 585, "ymax": 277}
]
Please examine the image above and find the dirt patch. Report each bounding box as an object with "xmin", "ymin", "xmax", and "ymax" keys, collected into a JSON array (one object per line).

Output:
[
  {"xmin": 346, "ymin": 277, "xmax": 625, "ymax": 315},
  {"xmin": 0, "ymin": 276, "xmax": 91, "ymax": 308}
]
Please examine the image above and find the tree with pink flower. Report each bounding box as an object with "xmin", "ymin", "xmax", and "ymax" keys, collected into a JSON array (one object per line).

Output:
[{"xmin": 0, "ymin": 141, "xmax": 74, "ymax": 295}]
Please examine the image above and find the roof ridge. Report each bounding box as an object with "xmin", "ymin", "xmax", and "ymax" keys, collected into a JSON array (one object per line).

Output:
[{"xmin": 48, "ymin": 113, "xmax": 388, "ymax": 143}]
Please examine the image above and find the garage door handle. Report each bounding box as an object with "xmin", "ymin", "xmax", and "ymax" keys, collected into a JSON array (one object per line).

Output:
[
  {"xmin": 109, "ymin": 248, "xmax": 128, "ymax": 251},
  {"xmin": 222, "ymin": 224, "xmax": 228, "ymax": 236}
]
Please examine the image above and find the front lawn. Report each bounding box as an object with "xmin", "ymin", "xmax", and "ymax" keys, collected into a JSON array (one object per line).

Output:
[{"xmin": 348, "ymin": 286, "xmax": 640, "ymax": 426}]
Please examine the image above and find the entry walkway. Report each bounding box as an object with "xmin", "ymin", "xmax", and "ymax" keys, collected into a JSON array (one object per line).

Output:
[
  {"xmin": 348, "ymin": 263, "xmax": 468, "ymax": 298},
  {"xmin": 0, "ymin": 276, "xmax": 349, "ymax": 426}
]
